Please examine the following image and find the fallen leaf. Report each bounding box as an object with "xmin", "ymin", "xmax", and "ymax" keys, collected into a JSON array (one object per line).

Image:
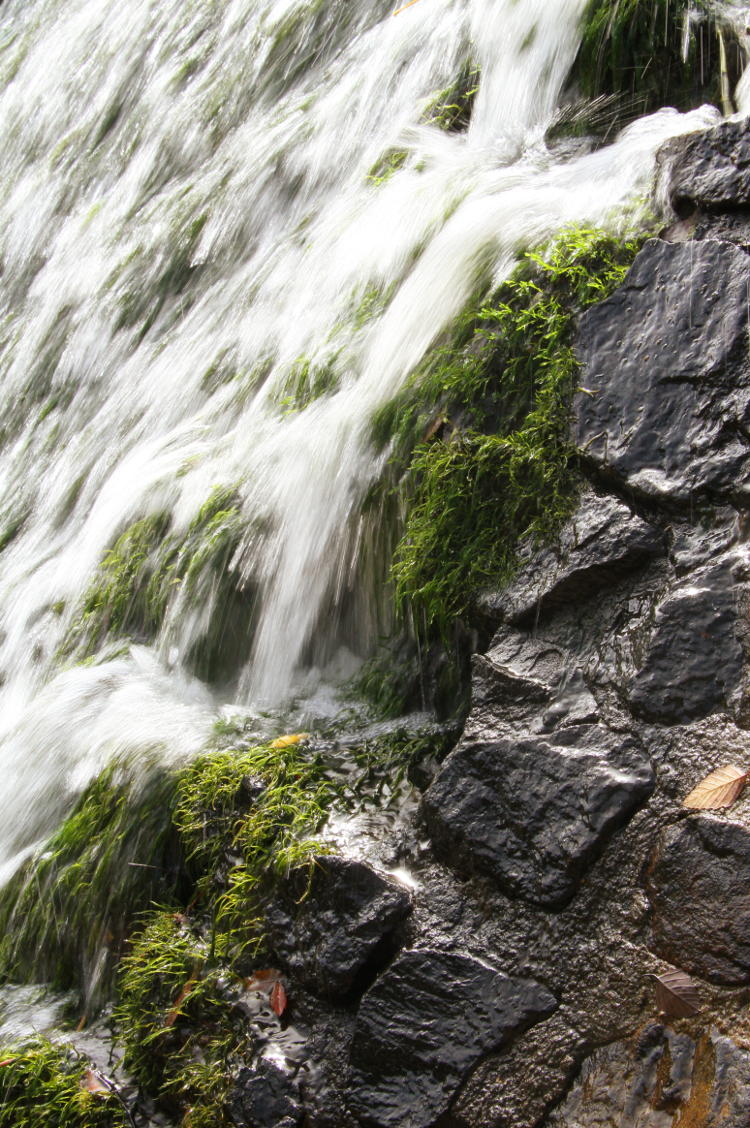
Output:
[
  {"xmin": 82, "ymin": 1069, "xmax": 112, "ymax": 1096},
  {"xmin": 653, "ymin": 970, "xmax": 701, "ymax": 1018},
  {"xmin": 165, "ymin": 977, "xmax": 197, "ymax": 1027},
  {"xmin": 270, "ymin": 980, "xmax": 288, "ymax": 1017},
  {"xmin": 270, "ymin": 733, "xmax": 309, "ymax": 749},
  {"xmin": 0, "ymin": 1059, "xmax": 16, "ymax": 1067},
  {"xmin": 244, "ymin": 968, "xmax": 282, "ymax": 993},
  {"xmin": 683, "ymin": 764, "xmax": 749, "ymax": 809}
]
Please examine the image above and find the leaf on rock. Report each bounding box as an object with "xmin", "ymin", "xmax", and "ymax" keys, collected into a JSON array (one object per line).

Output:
[
  {"xmin": 270, "ymin": 980, "xmax": 288, "ymax": 1017},
  {"xmin": 270, "ymin": 733, "xmax": 309, "ymax": 749},
  {"xmin": 683, "ymin": 764, "xmax": 749, "ymax": 809},
  {"xmin": 82, "ymin": 1069, "xmax": 112, "ymax": 1096},
  {"xmin": 653, "ymin": 969, "xmax": 701, "ymax": 1018}
]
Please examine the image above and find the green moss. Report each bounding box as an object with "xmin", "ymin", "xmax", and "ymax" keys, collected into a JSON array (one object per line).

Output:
[
  {"xmin": 367, "ymin": 148, "xmax": 408, "ymax": 187},
  {"xmin": 174, "ymin": 738, "xmax": 334, "ymax": 959},
  {"xmin": 0, "ymin": 757, "xmax": 184, "ymax": 1012},
  {"xmin": 274, "ymin": 354, "xmax": 340, "ymax": 414},
  {"xmin": 63, "ymin": 487, "xmax": 255, "ymax": 683},
  {"xmin": 571, "ymin": 0, "xmax": 726, "ymax": 120},
  {"xmin": 383, "ymin": 225, "xmax": 649, "ymax": 637},
  {"xmin": 0, "ymin": 1038, "xmax": 128, "ymax": 1128},
  {"xmin": 114, "ymin": 912, "xmax": 241, "ymax": 1124},
  {"xmin": 422, "ymin": 61, "xmax": 481, "ymax": 133}
]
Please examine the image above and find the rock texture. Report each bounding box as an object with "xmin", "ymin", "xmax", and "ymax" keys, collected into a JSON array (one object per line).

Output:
[
  {"xmin": 265, "ymin": 856, "xmax": 412, "ymax": 998},
  {"xmin": 423, "ymin": 725, "xmax": 654, "ymax": 907},
  {"xmin": 574, "ymin": 238, "xmax": 750, "ymax": 503},
  {"xmin": 347, "ymin": 950, "xmax": 556, "ymax": 1127},
  {"xmin": 659, "ymin": 117, "xmax": 750, "ymax": 212},
  {"xmin": 646, "ymin": 815, "xmax": 750, "ymax": 985}
]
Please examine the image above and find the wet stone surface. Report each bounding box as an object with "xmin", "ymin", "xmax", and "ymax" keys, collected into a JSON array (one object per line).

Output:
[
  {"xmin": 265, "ymin": 856, "xmax": 412, "ymax": 999},
  {"xmin": 646, "ymin": 815, "xmax": 750, "ymax": 985},
  {"xmin": 346, "ymin": 949, "xmax": 557, "ymax": 1128},
  {"xmin": 423, "ymin": 724, "xmax": 654, "ymax": 907}
]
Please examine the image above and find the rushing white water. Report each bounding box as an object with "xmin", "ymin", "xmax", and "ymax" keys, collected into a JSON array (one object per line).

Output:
[{"xmin": 0, "ymin": 0, "xmax": 737, "ymax": 877}]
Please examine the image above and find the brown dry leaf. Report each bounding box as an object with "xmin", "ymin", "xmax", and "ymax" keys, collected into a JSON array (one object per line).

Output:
[
  {"xmin": 165, "ymin": 977, "xmax": 197, "ymax": 1027},
  {"xmin": 270, "ymin": 980, "xmax": 288, "ymax": 1017},
  {"xmin": 653, "ymin": 970, "xmax": 702, "ymax": 1018},
  {"xmin": 244, "ymin": 968, "xmax": 282, "ymax": 993},
  {"xmin": 81, "ymin": 1069, "xmax": 111, "ymax": 1096},
  {"xmin": 683, "ymin": 764, "xmax": 749, "ymax": 809},
  {"xmin": 269, "ymin": 733, "xmax": 308, "ymax": 749}
]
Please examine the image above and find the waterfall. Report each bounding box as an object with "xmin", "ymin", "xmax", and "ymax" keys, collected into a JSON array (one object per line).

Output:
[{"xmin": 0, "ymin": 0, "xmax": 728, "ymax": 880}]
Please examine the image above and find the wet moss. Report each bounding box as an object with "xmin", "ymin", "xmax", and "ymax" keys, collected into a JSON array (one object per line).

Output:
[
  {"xmin": 422, "ymin": 60, "xmax": 481, "ymax": 133},
  {"xmin": 570, "ymin": 0, "xmax": 733, "ymax": 123},
  {"xmin": 114, "ymin": 912, "xmax": 243, "ymax": 1124},
  {"xmin": 377, "ymin": 225, "xmax": 650, "ymax": 638},
  {"xmin": 0, "ymin": 1038, "xmax": 128, "ymax": 1128},
  {"xmin": 0, "ymin": 757, "xmax": 185, "ymax": 1012}
]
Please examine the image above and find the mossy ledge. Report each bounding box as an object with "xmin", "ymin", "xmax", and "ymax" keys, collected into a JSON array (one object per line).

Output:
[
  {"xmin": 0, "ymin": 1038, "xmax": 129, "ymax": 1128},
  {"xmin": 374, "ymin": 224, "xmax": 650, "ymax": 647}
]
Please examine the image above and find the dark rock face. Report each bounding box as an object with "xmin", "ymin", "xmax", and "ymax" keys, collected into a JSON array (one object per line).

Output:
[
  {"xmin": 659, "ymin": 118, "xmax": 750, "ymax": 212},
  {"xmin": 628, "ymin": 565, "xmax": 744, "ymax": 722},
  {"xmin": 646, "ymin": 815, "xmax": 750, "ymax": 985},
  {"xmin": 228, "ymin": 1060, "xmax": 302, "ymax": 1128},
  {"xmin": 265, "ymin": 856, "xmax": 411, "ymax": 999},
  {"xmin": 347, "ymin": 949, "xmax": 557, "ymax": 1128},
  {"xmin": 423, "ymin": 724, "xmax": 654, "ymax": 907},
  {"xmin": 574, "ymin": 238, "xmax": 750, "ymax": 504},
  {"xmin": 494, "ymin": 490, "xmax": 664, "ymax": 625}
]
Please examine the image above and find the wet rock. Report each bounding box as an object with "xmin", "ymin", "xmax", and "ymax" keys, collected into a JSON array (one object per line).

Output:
[
  {"xmin": 659, "ymin": 118, "xmax": 750, "ymax": 212},
  {"xmin": 495, "ymin": 491, "xmax": 664, "ymax": 625},
  {"xmin": 628, "ymin": 564, "xmax": 743, "ymax": 723},
  {"xmin": 228, "ymin": 1060, "xmax": 302, "ymax": 1128},
  {"xmin": 574, "ymin": 239, "xmax": 750, "ymax": 504},
  {"xmin": 548, "ymin": 1024, "xmax": 750, "ymax": 1128},
  {"xmin": 646, "ymin": 815, "xmax": 750, "ymax": 985},
  {"xmin": 265, "ymin": 856, "xmax": 412, "ymax": 999},
  {"xmin": 347, "ymin": 948, "xmax": 557, "ymax": 1128},
  {"xmin": 423, "ymin": 724, "xmax": 654, "ymax": 907}
]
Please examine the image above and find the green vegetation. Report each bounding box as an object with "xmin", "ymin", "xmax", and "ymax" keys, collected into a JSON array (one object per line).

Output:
[
  {"xmin": 0, "ymin": 1038, "xmax": 128, "ymax": 1128},
  {"xmin": 422, "ymin": 60, "xmax": 481, "ymax": 133},
  {"xmin": 174, "ymin": 738, "xmax": 334, "ymax": 958},
  {"xmin": 377, "ymin": 225, "xmax": 649, "ymax": 637},
  {"xmin": 571, "ymin": 0, "xmax": 725, "ymax": 121},
  {"xmin": 63, "ymin": 487, "xmax": 254, "ymax": 683},
  {"xmin": 0, "ymin": 757, "xmax": 183, "ymax": 1011},
  {"xmin": 274, "ymin": 353, "xmax": 340, "ymax": 413},
  {"xmin": 115, "ymin": 912, "xmax": 243, "ymax": 1125},
  {"xmin": 367, "ymin": 148, "xmax": 408, "ymax": 187}
]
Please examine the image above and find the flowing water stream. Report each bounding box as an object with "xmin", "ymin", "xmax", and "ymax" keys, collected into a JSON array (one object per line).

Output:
[{"xmin": 0, "ymin": 0, "xmax": 738, "ymax": 884}]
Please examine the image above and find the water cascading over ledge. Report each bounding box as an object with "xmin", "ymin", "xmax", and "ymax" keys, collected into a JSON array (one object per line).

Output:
[{"xmin": 1, "ymin": 1, "xmax": 750, "ymax": 1126}]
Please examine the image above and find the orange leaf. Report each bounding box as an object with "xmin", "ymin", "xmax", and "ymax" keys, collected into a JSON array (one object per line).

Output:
[
  {"xmin": 165, "ymin": 977, "xmax": 197, "ymax": 1027},
  {"xmin": 683, "ymin": 764, "xmax": 749, "ymax": 809},
  {"xmin": 269, "ymin": 733, "xmax": 308, "ymax": 749},
  {"xmin": 82, "ymin": 1069, "xmax": 111, "ymax": 1096},
  {"xmin": 270, "ymin": 980, "xmax": 288, "ymax": 1017},
  {"xmin": 0, "ymin": 1059, "xmax": 16, "ymax": 1067},
  {"xmin": 653, "ymin": 970, "xmax": 701, "ymax": 1017},
  {"xmin": 244, "ymin": 968, "xmax": 282, "ymax": 993}
]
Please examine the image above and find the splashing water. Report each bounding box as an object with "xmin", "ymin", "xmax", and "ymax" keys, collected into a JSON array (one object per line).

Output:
[{"xmin": 0, "ymin": 0, "xmax": 733, "ymax": 875}]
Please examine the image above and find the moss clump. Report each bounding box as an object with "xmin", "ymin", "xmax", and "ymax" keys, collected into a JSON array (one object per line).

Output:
[
  {"xmin": 367, "ymin": 148, "xmax": 408, "ymax": 187},
  {"xmin": 0, "ymin": 757, "xmax": 184, "ymax": 1012},
  {"xmin": 115, "ymin": 912, "xmax": 243, "ymax": 1125},
  {"xmin": 174, "ymin": 738, "xmax": 334, "ymax": 959},
  {"xmin": 64, "ymin": 487, "xmax": 254, "ymax": 683},
  {"xmin": 571, "ymin": 0, "xmax": 729, "ymax": 121},
  {"xmin": 422, "ymin": 61, "xmax": 481, "ymax": 133},
  {"xmin": 380, "ymin": 225, "xmax": 648, "ymax": 637},
  {"xmin": 0, "ymin": 1038, "xmax": 128, "ymax": 1128},
  {"xmin": 274, "ymin": 353, "xmax": 340, "ymax": 413}
]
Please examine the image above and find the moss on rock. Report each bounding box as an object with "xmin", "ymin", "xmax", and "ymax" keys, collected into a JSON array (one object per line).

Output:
[{"xmin": 0, "ymin": 1037, "xmax": 128, "ymax": 1128}]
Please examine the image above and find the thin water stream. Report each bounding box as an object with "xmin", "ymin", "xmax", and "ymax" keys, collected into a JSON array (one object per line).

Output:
[{"xmin": 0, "ymin": 0, "xmax": 737, "ymax": 883}]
